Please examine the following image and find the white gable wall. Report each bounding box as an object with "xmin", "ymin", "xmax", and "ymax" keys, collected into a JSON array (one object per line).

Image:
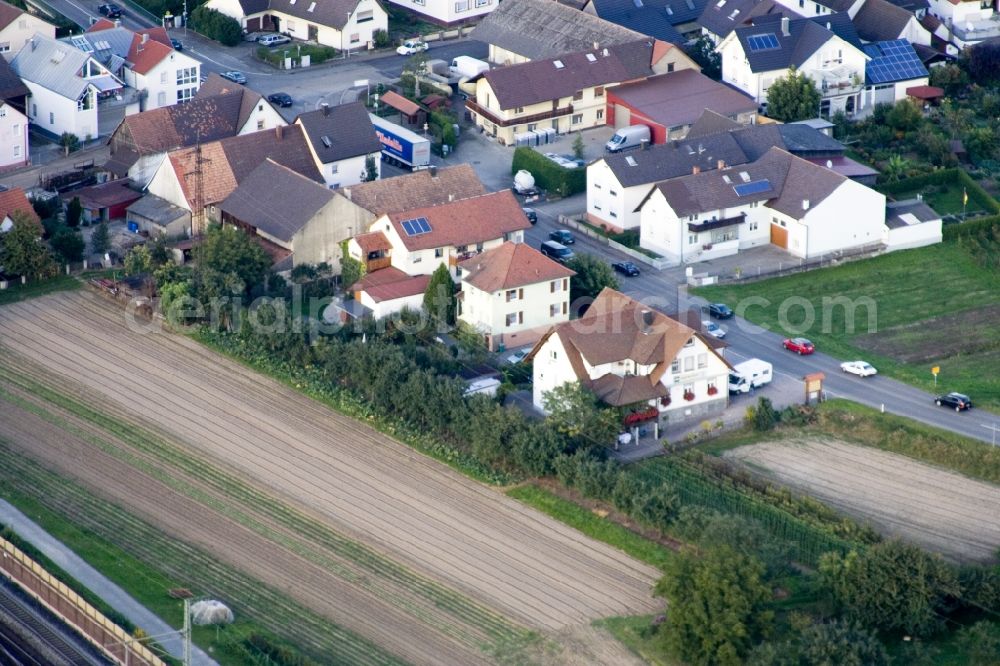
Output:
[
  {"xmin": 25, "ymin": 81, "xmax": 97, "ymax": 140},
  {"xmin": 0, "ymin": 102, "xmax": 28, "ymax": 170}
]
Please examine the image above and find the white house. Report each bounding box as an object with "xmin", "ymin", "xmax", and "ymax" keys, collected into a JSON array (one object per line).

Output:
[
  {"xmin": 883, "ymin": 198, "xmax": 942, "ymax": 250},
  {"xmin": 364, "ymin": 190, "xmax": 531, "ymax": 279},
  {"xmin": 850, "ymin": 0, "xmax": 931, "ymax": 46},
  {"xmin": 528, "ymin": 288, "xmax": 731, "ymax": 425},
  {"xmin": 0, "ymin": 98, "xmax": 28, "ymax": 170},
  {"xmin": 926, "ymin": 0, "xmax": 1000, "ymax": 45},
  {"xmin": 384, "ymin": 0, "xmax": 495, "ymax": 26},
  {"xmin": 204, "ymin": 0, "xmax": 387, "ymax": 51},
  {"xmin": 11, "ymin": 33, "xmax": 126, "ymax": 140},
  {"xmin": 295, "ymin": 102, "xmax": 381, "ymax": 189},
  {"xmin": 350, "ymin": 267, "xmax": 430, "ymax": 319},
  {"xmin": 720, "ymin": 14, "xmax": 869, "ymax": 116},
  {"xmin": 76, "ymin": 23, "xmax": 202, "ymax": 110},
  {"xmin": 0, "ymin": 1, "xmax": 54, "ymax": 61},
  {"xmin": 638, "ymin": 146, "xmax": 886, "ymax": 263},
  {"xmin": 457, "ymin": 242, "xmax": 575, "ymax": 351}
]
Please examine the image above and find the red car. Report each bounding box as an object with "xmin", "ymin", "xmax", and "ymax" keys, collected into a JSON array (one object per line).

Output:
[{"xmin": 782, "ymin": 337, "xmax": 815, "ymax": 354}]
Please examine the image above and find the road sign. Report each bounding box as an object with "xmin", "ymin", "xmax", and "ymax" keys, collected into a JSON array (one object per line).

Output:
[{"xmin": 932, "ymin": 366, "xmax": 940, "ymax": 375}]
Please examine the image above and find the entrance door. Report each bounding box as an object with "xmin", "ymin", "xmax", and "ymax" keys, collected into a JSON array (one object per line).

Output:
[
  {"xmin": 770, "ymin": 223, "xmax": 788, "ymax": 248},
  {"xmin": 308, "ymin": 24, "xmax": 318, "ymax": 41}
]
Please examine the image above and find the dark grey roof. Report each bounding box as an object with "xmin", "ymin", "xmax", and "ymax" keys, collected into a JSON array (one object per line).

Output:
[
  {"xmin": 685, "ymin": 108, "xmax": 742, "ymax": 136},
  {"xmin": 604, "ymin": 132, "xmax": 751, "ymax": 186},
  {"xmin": 483, "ymin": 41, "xmax": 655, "ymax": 110},
  {"xmin": 816, "ymin": 0, "xmax": 854, "ymax": 9},
  {"xmin": 265, "ymin": 0, "xmax": 361, "ymax": 30},
  {"xmin": 220, "ymin": 159, "xmax": 334, "ymax": 242},
  {"xmin": 238, "ymin": 0, "xmax": 269, "ymax": 13},
  {"xmin": 609, "ymin": 70, "xmax": 756, "ymax": 130},
  {"xmin": 698, "ymin": 0, "xmax": 798, "ymax": 40},
  {"xmin": 471, "ymin": 0, "xmax": 648, "ymax": 61},
  {"xmin": 0, "ymin": 56, "xmax": 29, "ymax": 102},
  {"xmin": 126, "ymin": 193, "xmax": 188, "ymax": 223},
  {"xmin": 586, "ymin": 0, "xmax": 694, "ymax": 44},
  {"xmin": 885, "ymin": 198, "xmax": 939, "ymax": 229},
  {"xmin": 734, "ymin": 13, "xmax": 861, "ymax": 73},
  {"xmin": 773, "ymin": 124, "xmax": 844, "ymax": 154},
  {"xmin": 295, "ymin": 101, "xmax": 381, "ymax": 164},
  {"xmin": 885, "ymin": 0, "xmax": 928, "ymax": 13},
  {"xmin": 852, "ymin": 0, "xmax": 914, "ymax": 42}
]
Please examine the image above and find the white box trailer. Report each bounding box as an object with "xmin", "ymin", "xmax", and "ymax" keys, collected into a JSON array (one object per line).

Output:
[{"xmin": 728, "ymin": 359, "xmax": 773, "ymax": 394}]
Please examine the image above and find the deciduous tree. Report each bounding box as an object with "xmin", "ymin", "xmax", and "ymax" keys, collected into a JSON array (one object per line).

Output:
[
  {"xmin": 541, "ymin": 381, "xmax": 619, "ymax": 450},
  {"xmin": 766, "ymin": 67, "xmax": 821, "ymax": 122},
  {"xmin": 0, "ymin": 212, "xmax": 56, "ymax": 280},
  {"xmin": 194, "ymin": 225, "xmax": 271, "ymax": 296},
  {"xmin": 748, "ymin": 620, "xmax": 889, "ymax": 666},
  {"xmin": 90, "ymin": 221, "xmax": 110, "ymax": 256},
  {"xmin": 423, "ymin": 263, "xmax": 456, "ymax": 327},
  {"xmin": 566, "ymin": 253, "xmax": 619, "ymax": 304},
  {"xmin": 50, "ymin": 227, "xmax": 85, "ymax": 263}
]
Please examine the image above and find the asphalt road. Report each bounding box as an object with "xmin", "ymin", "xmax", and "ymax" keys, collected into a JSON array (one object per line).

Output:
[{"xmin": 523, "ymin": 199, "xmax": 998, "ymax": 446}]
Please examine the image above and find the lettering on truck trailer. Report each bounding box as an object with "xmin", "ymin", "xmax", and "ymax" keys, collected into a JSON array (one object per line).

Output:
[{"xmin": 375, "ymin": 129, "xmax": 405, "ymax": 155}]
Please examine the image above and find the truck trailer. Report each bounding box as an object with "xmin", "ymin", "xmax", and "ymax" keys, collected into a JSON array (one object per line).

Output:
[
  {"xmin": 369, "ymin": 114, "xmax": 431, "ymax": 171},
  {"xmin": 728, "ymin": 359, "xmax": 773, "ymax": 394}
]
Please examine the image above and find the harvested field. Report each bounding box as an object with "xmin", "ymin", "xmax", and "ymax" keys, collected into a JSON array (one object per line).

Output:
[
  {"xmin": 0, "ymin": 291, "xmax": 660, "ymax": 664},
  {"xmin": 725, "ymin": 439, "xmax": 1000, "ymax": 563}
]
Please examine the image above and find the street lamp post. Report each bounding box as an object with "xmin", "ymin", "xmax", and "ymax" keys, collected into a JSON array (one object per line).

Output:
[{"xmin": 183, "ymin": 0, "xmax": 188, "ymax": 36}]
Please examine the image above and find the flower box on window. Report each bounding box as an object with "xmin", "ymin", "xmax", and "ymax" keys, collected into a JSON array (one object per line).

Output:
[
  {"xmin": 683, "ymin": 390, "xmax": 695, "ymax": 401},
  {"xmin": 707, "ymin": 386, "xmax": 719, "ymax": 396}
]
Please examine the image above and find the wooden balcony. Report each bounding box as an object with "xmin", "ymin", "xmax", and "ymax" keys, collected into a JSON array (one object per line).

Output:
[
  {"xmin": 465, "ymin": 98, "xmax": 573, "ymax": 128},
  {"xmin": 365, "ymin": 256, "xmax": 391, "ymax": 272}
]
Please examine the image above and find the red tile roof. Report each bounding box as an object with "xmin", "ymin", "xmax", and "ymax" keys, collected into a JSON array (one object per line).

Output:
[
  {"xmin": 138, "ymin": 26, "xmax": 171, "ymax": 46},
  {"xmin": 386, "ymin": 190, "xmax": 531, "ymax": 251},
  {"xmin": 0, "ymin": 187, "xmax": 41, "ymax": 228},
  {"xmin": 127, "ymin": 34, "xmax": 173, "ymax": 75},
  {"xmin": 379, "ymin": 90, "xmax": 421, "ymax": 117},
  {"xmin": 355, "ymin": 267, "xmax": 430, "ymax": 302},
  {"xmin": 354, "ymin": 231, "xmax": 392, "ymax": 253},
  {"xmin": 60, "ymin": 179, "xmax": 142, "ymax": 210},
  {"xmin": 86, "ymin": 18, "xmax": 118, "ymax": 32},
  {"xmin": 459, "ymin": 242, "xmax": 574, "ymax": 292}
]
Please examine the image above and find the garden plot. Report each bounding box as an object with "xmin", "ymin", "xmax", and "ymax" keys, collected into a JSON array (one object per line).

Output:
[
  {"xmin": 725, "ymin": 439, "xmax": 1000, "ymax": 563},
  {"xmin": 0, "ymin": 291, "xmax": 660, "ymax": 664}
]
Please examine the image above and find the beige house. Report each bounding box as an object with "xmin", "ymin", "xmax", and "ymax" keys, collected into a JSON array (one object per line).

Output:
[
  {"xmin": 364, "ymin": 190, "xmax": 531, "ymax": 279},
  {"xmin": 0, "ymin": 1, "xmax": 54, "ymax": 61},
  {"xmin": 469, "ymin": 40, "xmax": 696, "ymax": 145},
  {"xmin": 458, "ymin": 242, "xmax": 575, "ymax": 351},
  {"xmin": 528, "ymin": 288, "xmax": 731, "ymax": 425}
]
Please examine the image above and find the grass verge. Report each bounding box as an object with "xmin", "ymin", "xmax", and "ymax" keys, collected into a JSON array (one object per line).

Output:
[
  {"xmin": 695, "ymin": 242, "xmax": 1000, "ymax": 409},
  {"xmin": 506, "ymin": 485, "xmax": 676, "ymax": 570},
  {"xmin": 594, "ymin": 616, "xmax": 677, "ymax": 666},
  {"xmin": 0, "ymin": 274, "xmax": 80, "ymax": 306}
]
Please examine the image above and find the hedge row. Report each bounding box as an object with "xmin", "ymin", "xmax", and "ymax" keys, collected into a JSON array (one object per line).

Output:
[
  {"xmin": 189, "ymin": 6, "xmax": 241, "ymax": 46},
  {"xmin": 511, "ymin": 147, "xmax": 585, "ymax": 198},
  {"xmin": 943, "ymin": 214, "xmax": 1000, "ymax": 241},
  {"xmin": 879, "ymin": 167, "xmax": 1000, "ymax": 214}
]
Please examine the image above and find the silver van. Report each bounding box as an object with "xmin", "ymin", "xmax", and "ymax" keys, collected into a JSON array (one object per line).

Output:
[
  {"xmin": 540, "ymin": 240, "xmax": 574, "ymax": 263},
  {"xmin": 605, "ymin": 125, "xmax": 651, "ymax": 153}
]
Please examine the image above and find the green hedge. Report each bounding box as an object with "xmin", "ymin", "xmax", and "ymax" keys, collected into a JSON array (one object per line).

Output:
[
  {"xmin": 943, "ymin": 213, "xmax": 1000, "ymax": 240},
  {"xmin": 511, "ymin": 147, "xmax": 585, "ymax": 198},
  {"xmin": 879, "ymin": 168, "xmax": 1000, "ymax": 214},
  {"xmin": 189, "ymin": 6, "xmax": 241, "ymax": 46}
]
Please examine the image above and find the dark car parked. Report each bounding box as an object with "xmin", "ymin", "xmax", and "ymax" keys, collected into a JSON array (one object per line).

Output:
[
  {"xmin": 612, "ymin": 261, "xmax": 640, "ymax": 277},
  {"xmin": 706, "ymin": 303, "xmax": 734, "ymax": 319},
  {"xmin": 522, "ymin": 207, "xmax": 537, "ymax": 224},
  {"xmin": 170, "ymin": 38, "xmax": 183, "ymax": 51},
  {"xmin": 98, "ymin": 3, "xmax": 123, "ymax": 17},
  {"xmin": 267, "ymin": 92, "xmax": 293, "ymax": 107},
  {"xmin": 936, "ymin": 392, "xmax": 972, "ymax": 412},
  {"xmin": 549, "ymin": 229, "xmax": 574, "ymax": 245}
]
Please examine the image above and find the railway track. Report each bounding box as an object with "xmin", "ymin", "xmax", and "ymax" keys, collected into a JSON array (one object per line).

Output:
[{"xmin": 0, "ymin": 580, "xmax": 113, "ymax": 666}]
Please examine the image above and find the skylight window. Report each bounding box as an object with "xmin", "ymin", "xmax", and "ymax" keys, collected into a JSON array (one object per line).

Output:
[
  {"xmin": 716, "ymin": 0, "xmax": 726, "ymax": 7},
  {"xmin": 625, "ymin": 156, "xmax": 638, "ymax": 166},
  {"xmin": 321, "ymin": 136, "xmax": 332, "ymax": 148},
  {"xmin": 307, "ymin": 1, "xmax": 316, "ymax": 10},
  {"xmin": 586, "ymin": 53, "xmax": 596, "ymax": 62},
  {"xmin": 739, "ymin": 171, "xmax": 751, "ymax": 182},
  {"xmin": 554, "ymin": 60, "xmax": 564, "ymax": 69}
]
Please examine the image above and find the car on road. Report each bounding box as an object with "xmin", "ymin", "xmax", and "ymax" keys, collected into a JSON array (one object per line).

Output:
[
  {"xmin": 258, "ymin": 33, "xmax": 291, "ymax": 47},
  {"xmin": 782, "ymin": 337, "xmax": 815, "ymax": 354},
  {"xmin": 267, "ymin": 92, "xmax": 293, "ymax": 107},
  {"xmin": 936, "ymin": 392, "xmax": 972, "ymax": 412},
  {"xmin": 98, "ymin": 3, "xmax": 122, "ymax": 17},
  {"xmin": 522, "ymin": 207, "xmax": 537, "ymax": 224},
  {"xmin": 840, "ymin": 360, "xmax": 877, "ymax": 377},
  {"xmin": 549, "ymin": 229, "xmax": 574, "ymax": 245},
  {"xmin": 702, "ymin": 320, "xmax": 726, "ymax": 339},
  {"xmin": 505, "ymin": 349, "xmax": 528, "ymax": 364},
  {"xmin": 396, "ymin": 40, "xmax": 429, "ymax": 56},
  {"xmin": 540, "ymin": 240, "xmax": 574, "ymax": 263},
  {"xmin": 220, "ymin": 71, "xmax": 247, "ymax": 84},
  {"xmin": 170, "ymin": 38, "xmax": 183, "ymax": 51},
  {"xmin": 612, "ymin": 261, "xmax": 640, "ymax": 277},
  {"xmin": 706, "ymin": 303, "xmax": 733, "ymax": 319}
]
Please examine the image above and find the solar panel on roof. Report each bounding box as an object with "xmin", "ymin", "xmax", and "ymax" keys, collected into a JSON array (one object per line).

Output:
[
  {"xmin": 401, "ymin": 216, "xmax": 432, "ymax": 236},
  {"xmin": 733, "ymin": 179, "xmax": 771, "ymax": 196},
  {"xmin": 747, "ymin": 33, "xmax": 779, "ymax": 52},
  {"xmin": 864, "ymin": 40, "xmax": 927, "ymax": 84}
]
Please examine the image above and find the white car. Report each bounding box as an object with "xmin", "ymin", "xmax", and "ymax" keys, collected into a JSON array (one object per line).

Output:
[
  {"xmin": 505, "ymin": 349, "xmax": 528, "ymax": 364},
  {"xmin": 702, "ymin": 320, "xmax": 726, "ymax": 339},
  {"xmin": 396, "ymin": 40, "xmax": 429, "ymax": 56},
  {"xmin": 840, "ymin": 360, "xmax": 877, "ymax": 377}
]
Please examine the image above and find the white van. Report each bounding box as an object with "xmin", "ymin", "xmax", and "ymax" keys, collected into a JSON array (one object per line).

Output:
[
  {"xmin": 728, "ymin": 359, "xmax": 773, "ymax": 394},
  {"xmin": 605, "ymin": 125, "xmax": 651, "ymax": 153}
]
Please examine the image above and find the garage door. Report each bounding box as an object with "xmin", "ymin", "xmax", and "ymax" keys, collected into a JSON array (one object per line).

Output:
[
  {"xmin": 770, "ymin": 223, "xmax": 788, "ymax": 249},
  {"xmin": 615, "ymin": 105, "xmax": 630, "ymax": 130},
  {"xmin": 246, "ymin": 16, "xmax": 262, "ymax": 32}
]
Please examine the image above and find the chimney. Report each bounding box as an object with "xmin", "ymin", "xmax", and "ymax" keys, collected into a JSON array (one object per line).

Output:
[
  {"xmin": 114, "ymin": 19, "xmax": 121, "ymax": 28},
  {"xmin": 30, "ymin": 37, "xmax": 36, "ymax": 51},
  {"xmin": 429, "ymin": 165, "xmax": 437, "ymax": 177},
  {"xmin": 343, "ymin": 187, "xmax": 352, "ymax": 200},
  {"xmin": 141, "ymin": 32, "xmax": 148, "ymax": 44},
  {"xmin": 593, "ymin": 41, "xmax": 599, "ymax": 50},
  {"xmin": 276, "ymin": 124, "xmax": 284, "ymax": 140},
  {"xmin": 717, "ymin": 159, "xmax": 725, "ymax": 169},
  {"xmin": 781, "ymin": 16, "xmax": 790, "ymax": 37},
  {"xmin": 640, "ymin": 309, "xmax": 655, "ymax": 334},
  {"xmin": 692, "ymin": 165, "xmax": 700, "ymax": 175},
  {"xmin": 321, "ymin": 102, "xmax": 330, "ymax": 116},
  {"xmin": 802, "ymin": 198, "xmax": 810, "ymax": 210},
  {"xmin": 641, "ymin": 139, "xmax": 650, "ymax": 150},
  {"xmin": 448, "ymin": 193, "xmax": 454, "ymax": 202}
]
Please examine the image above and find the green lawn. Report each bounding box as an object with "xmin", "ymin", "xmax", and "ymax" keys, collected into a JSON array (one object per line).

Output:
[
  {"xmin": 696, "ymin": 242, "xmax": 1000, "ymax": 409},
  {"xmin": 882, "ymin": 182, "xmax": 978, "ymax": 216},
  {"xmin": 593, "ymin": 616, "xmax": 679, "ymax": 666},
  {"xmin": 0, "ymin": 274, "xmax": 81, "ymax": 306},
  {"xmin": 506, "ymin": 485, "xmax": 677, "ymax": 570}
]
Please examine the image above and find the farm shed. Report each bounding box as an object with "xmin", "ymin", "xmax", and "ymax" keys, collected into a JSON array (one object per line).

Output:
[
  {"xmin": 62, "ymin": 179, "xmax": 142, "ymax": 224},
  {"xmin": 126, "ymin": 194, "xmax": 191, "ymax": 238}
]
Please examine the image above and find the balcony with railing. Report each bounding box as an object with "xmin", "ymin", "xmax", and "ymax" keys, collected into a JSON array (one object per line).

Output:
[{"xmin": 464, "ymin": 98, "xmax": 574, "ymax": 128}]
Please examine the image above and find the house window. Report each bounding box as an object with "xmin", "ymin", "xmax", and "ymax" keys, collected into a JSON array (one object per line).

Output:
[
  {"xmin": 31, "ymin": 103, "xmax": 36, "ymax": 117},
  {"xmin": 594, "ymin": 204, "xmax": 602, "ymax": 211},
  {"xmin": 562, "ymin": 301, "xmax": 567, "ymax": 315},
  {"xmin": 356, "ymin": 9, "xmax": 374, "ymax": 21},
  {"xmin": 0, "ymin": 42, "xmax": 9, "ymax": 53},
  {"xmin": 671, "ymin": 359, "xmax": 680, "ymax": 373},
  {"xmin": 435, "ymin": 248, "xmax": 443, "ymax": 258},
  {"xmin": 506, "ymin": 312, "xmax": 523, "ymax": 326},
  {"xmin": 697, "ymin": 353, "xmax": 707, "ymax": 369},
  {"xmin": 550, "ymin": 303, "xmax": 560, "ymax": 317},
  {"xmin": 562, "ymin": 278, "xmax": 568, "ymax": 291},
  {"xmin": 413, "ymin": 0, "xmax": 425, "ymax": 5},
  {"xmin": 594, "ymin": 86, "xmax": 604, "ymax": 97},
  {"xmin": 596, "ymin": 109, "xmax": 604, "ymax": 120},
  {"xmin": 610, "ymin": 211, "xmax": 618, "ymax": 218},
  {"xmin": 506, "ymin": 288, "xmax": 523, "ymax": 302},
  {"xmin": 573, "ymin": 91, "xmax": 583, "ymax": 101},
  {"xmin": 257, "ymin": 119, "xmax": 265, "ymax": 130},
  {"xmin": 330, "ymin": 163, "xmax": 339, "ymax": 174},
  {"xmin": 572, "ymin": 114, "xmax": 583, "ymax": 125},
  {"xmin": 49, "ymin": 112, "xmax": 54, "ymax": 125},
  {"xmin": 412, "ymin": 255, "xmax": 422, "ymax": 263},
  {"xmin": 609, "ymin": 189, "xmax": 617, "ymax": 196},
  {"xmin": 550, "ymin": 280, "xmax": 557, "ymax": 292},
  {"xmin": 177, "ymin": 88, "xmax": 195, "ymax": 104},
  {"xmin": 748, "ymin": 221, "xmax": 758, "ymax": 231},
  {"xmin": 688, "ymin": 234, "xmax": 696, "ymax": 245},
  {"xmin": 550, "ymin": 349, "xmax": 558, "ymax": 360},
  {"xmin": 350, "ymin": 33, "xmax": 360, "ymax": 43},
  {"xmin": 687, "ymin": 214, "xmax": 697, "ymax": 221},
  {"xmin": 667, "ymin": 63, "xmax": 674, "ymax": 72},
  {"xmin": 12, "ymin": 123, "xmax": 18, "ymax": 134},
  {"xmin": 476, "ymin": 0, "xmax": 490, "ymax": 6},
  {"xmin": 176, "ymin": 67, "xmax": 197, "ymax": 85},
  {"xmin": 13, "ymin": 145, "xmax": 20, "ymax": 157},
  {"xmin": 287, "ymin": 20, "xmax": 296, "ymax": 30},
  {"xmin": 160, "ymin": 71, "xmax": 167, "ymax": 84},
  {"xmin": 455, "ymin": 0, "xmax": 469, "ymax": 10},
  {"xmin": 684, "ymin": 356, "xmax": 694, "ymax": 372},
  {"xmin": 158, "ymin": 91, "xmax": 167, "ymax": 106}
]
